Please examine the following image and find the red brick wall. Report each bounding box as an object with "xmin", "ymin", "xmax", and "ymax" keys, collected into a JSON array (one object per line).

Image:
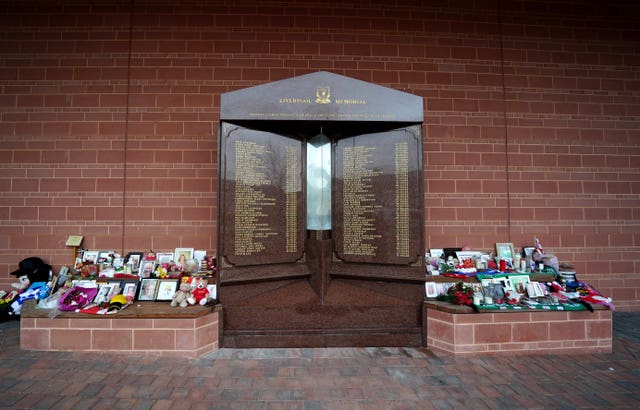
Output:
[{"xmin": 1, "ymin": 0, "xmax": 638, "ymax": 309}]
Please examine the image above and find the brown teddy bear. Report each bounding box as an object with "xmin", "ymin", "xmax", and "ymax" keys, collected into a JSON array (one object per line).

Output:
[{"xmin": 170, "ymin": 282, "xmax": 193, "ymax": 307}]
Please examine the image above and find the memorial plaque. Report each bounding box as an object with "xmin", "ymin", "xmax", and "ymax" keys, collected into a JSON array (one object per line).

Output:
[
  {"xmin": 218, "ymin": 72, "xmax": 425, "ymax": 347},
  {"xmin": 333, "ymin": 126, "xmax": 422, "ymax": 265},
  {"xmin": 220, "ymin": 123, "xmax": 305, "ymax": 266}
]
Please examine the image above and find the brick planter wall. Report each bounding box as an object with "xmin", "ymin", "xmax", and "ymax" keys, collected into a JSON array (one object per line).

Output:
[
  {"xmin": 424, "ymin": 301, "xmax": 612, "ymax": 356},
  {"xmin": 20, "ymin": 301, "xmax": 221, "ymax": 358}
]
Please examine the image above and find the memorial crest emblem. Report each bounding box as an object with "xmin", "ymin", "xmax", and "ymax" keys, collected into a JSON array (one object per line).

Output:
[{"xmin": 315, "ymin": 86, "xmax": 331, "ymax": 104}]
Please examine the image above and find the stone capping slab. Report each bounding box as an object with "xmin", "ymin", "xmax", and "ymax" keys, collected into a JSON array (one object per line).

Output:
[
  {"xmin": 21, "ymin": 299, "xmax": 218, "ymax": 319},
  {"xmin": 424, "ymin": 300, "xmax": 609, "ymax": 314}
]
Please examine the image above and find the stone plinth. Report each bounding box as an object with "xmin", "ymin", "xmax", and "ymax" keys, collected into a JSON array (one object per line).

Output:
[{"xmin": 423, "ymin": 301, "xmax": 612, "ymax": 356}]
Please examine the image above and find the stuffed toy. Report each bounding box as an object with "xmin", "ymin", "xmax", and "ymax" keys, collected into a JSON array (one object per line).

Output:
[
  {"xmin": 0, "ymin": 257, "xmax": 53, "ymax": 320},
  {"xmin": 170, "ymin": 282, "xmax": 193, "ymax": 307},
  {"xmin": 191, "ymin": 278, "xmax": 211, "ymax": 306},
  {"xmin": 10, "ymin": 282, "xmax": 50, "ymax": 316},
  {"xmin": 10, "ymin": 257, "xmax": 52, "ymax": 290}
]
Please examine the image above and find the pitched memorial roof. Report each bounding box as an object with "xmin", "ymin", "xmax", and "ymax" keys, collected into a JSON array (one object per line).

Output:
[{"xmin": 220, "ymin": 71, "xmax": 423, "ymax": 122}]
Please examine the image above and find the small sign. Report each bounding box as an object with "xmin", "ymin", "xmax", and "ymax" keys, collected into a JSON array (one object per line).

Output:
[{"xmin": 65, "ymin": 235, "xmax": 83, "ymax": 247}]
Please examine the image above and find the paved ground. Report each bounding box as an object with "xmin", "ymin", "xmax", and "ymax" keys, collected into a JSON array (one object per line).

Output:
[{"xmin": 0, "ymin": 312, "xmax": 639, "ymax": 409}]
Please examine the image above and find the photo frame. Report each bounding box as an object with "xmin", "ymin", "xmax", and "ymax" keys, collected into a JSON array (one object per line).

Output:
[
  {"xmin": 155, "ymin": 279, "xmax": 178, "ymax": 301},
  {"xmin": 156, "ymin": 252, "xmax": 174, "ymax": 265},
  {"xmin": 112, "ymin": 257, "xmax": 124, "ymax": 269},
  {"xmin": 138, "ymin": 260, "xmax": 156, "ymax": 279},
  {"xmin": 174, "ymin": 248, "xmax": 194, "ymax": 265},
  {"xmin": 206, "ymin": 284, "xmax": 217, "ymax": 300},
  {"xmin": 97, "ymin": 250, "xmax": 114, "ymax": 265},
  {"xmin": 82, "ymin": 250, "xmax": 99, "ymax": 264},
  {"xmin": 526, "ymin": 282, "xmax": 546, "ymax": 298},
  {"xmin": 456, "ymin": 251, "xmax": 482, "ymax": 262},
  {"xmin": 106, "ymin": 281, "xmax": 122, "ymax": 299},
  {"xmin": 495, "ymin": 277, "xmax": 513, "ymax": 291},
  {"xmin": 124, "ymin": 252, "xmax": 144, "ymax": 272},
  {"xmin": 122, "ymin": 282, "xmax": 138, "ymax": 301},
  {"xmin": 484, "ymin": 283, "xmax": 505, "ymax": 303},
  {"xmin": 443, "ymin": 247, "xmax": 462, "ymax": 260},
  {"xmin": 94, "ymin": 284, "xmax": 112, "ymax": 305},
  {"xmin": 193, "ymin": 250, "xmax": 206, "ymax": 263},
  {"xmin": 425, "ymin": 282, "xmax": 438, "ymax": 298},
  {"xmin": 495, "ymin": 243, "xmax": 515, "ymax": 261},
  {"xmin": 509, "ymin": 274, "xmax": 531, "ymax": 294},
  {"xmin": 429, "ymin": 249, "xmax": 444, "ymax": 259},
  {"xmin": 138, "ymin": 278, "xmax": 158, "ymax": 301},
  {"xmin": 436, "ymin": 282, "xmax": 454, "ymax": 295},
  {"xmin": 523, "ymin": 246, "xmax": 535, "ymax": 257}
]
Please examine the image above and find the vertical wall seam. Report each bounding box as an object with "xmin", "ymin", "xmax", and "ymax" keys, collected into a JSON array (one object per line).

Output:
[
  {"xmin": 497, "ymin": 0, "xmax": 512, "ymax": 243},
  {"xmin": 121, "ymin": 0, "xmax": 134, "ymax": 255}
]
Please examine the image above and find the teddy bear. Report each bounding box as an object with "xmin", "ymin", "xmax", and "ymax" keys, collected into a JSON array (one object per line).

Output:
[
  {"xmin": 170, "ymin": 282, "xmax": 193, "ymax": 307},
  {"xmin": 191, "ymin": 278, "xmax": 211, "ymax": 306}
]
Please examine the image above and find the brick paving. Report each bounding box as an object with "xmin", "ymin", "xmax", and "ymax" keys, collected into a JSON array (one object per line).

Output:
[{"xmin": 0, "ymin": 313, "xmax": 639, "ymax": 409}]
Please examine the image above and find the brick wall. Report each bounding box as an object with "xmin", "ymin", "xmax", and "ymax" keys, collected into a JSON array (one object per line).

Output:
[{"xmin": 0, "ymin": 0, "xmax": 638, "ymax": 309}]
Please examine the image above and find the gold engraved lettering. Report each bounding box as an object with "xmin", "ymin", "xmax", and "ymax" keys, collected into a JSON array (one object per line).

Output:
[
  {"xmin": 342, "ymin": 146, "xmax": 382, "ymax": 256},
  {"xmin": 335, "ymin": 99, "xmax": 367, "ymax": 105},
  {"xmin": 234, "ymin": 141, "xmax": 278, "ymax": 256},
  {"xmin": 395, "ymin": 142, "xmax": 409, "ymax": 258},
  {"xmin": 285, "ymin": 145, "xmax": 298, "ymax": 253},
  {"xmin": 279, "ymin": 98, "xmax": 312, "ymax": 104}
]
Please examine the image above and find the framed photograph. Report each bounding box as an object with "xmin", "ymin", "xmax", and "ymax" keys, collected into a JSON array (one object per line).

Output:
[
  {"xmin": 174, "ymin": 248, "xmax": 194, "ymax": 265},
  {"xmin": 523, "ymin": 246, "xmax": 535, "ymax": 257},
  {"xmin": 138, "ymin": 260, "xmax": 156, "ymax": 278},
  {"xmin": 106, "ymin": 281, "xmax": 122, "ymax": 299},
  {"xmin": 94, "ymin": 284, "xmax": 112, "ymax": 305},
  {"xmin": 194, "ymin": 250, "xmax": 207, "ymax": 262},
  {"xmin": 82, "ymin": 250, "xmax": 99, "ymax": 264},
  {"xmin": 443, "ymin": 247, "xmax": 462, "ymax": 260},
  {"xmin": 124, "ymin": 252, "xmax": 144, "ymax": 272},
  {"xmin": 526, "ymin": 282, "xmax": 545, "ymax": 298},
  {"xmin": 155, "ymin": 279, "xmax": 178, "ymax": 301},
  {"xmin": 495, "ymin": 243, "xmax": 515, "ymax": 261},
  {"xmin": 456, "ymin": 251, "xmax": 482, "ymax": 262},
  {"xmin": 510, "ymin": 274, "xmax": 531, "ymax": 294},
  {"xmin": 156, "ymin": 252, "xmax": 174, "ymax": 265},
  {"xmin": 425, "ymin": 282, "xmax": 438, "ymax": 298},
  {"xmin": 122, "ymin": 282, "xmax": 138, "ymax": 301},
  {"xmin": 97, "ymin": 250, "xmax": 114, "ymax": 265},
  {"xmin": 484, "ymin": 283, "xmax": 505, "ymax": 303},
  {"xmin": 112, "ymin": 257, "xmax": 124, "ymax": 269},
  {"xmin": 436, "ymin": 282, "xmax": 453, "ymax": 296},
  {"xmin": 495, "ymin": 277, "xmax": 513, "ymax": 291},
  {"xmin": 206, "ymin": 284, "xmax": 217, "ymax": 300},
  {"xmin": 138, "ymin": 278, "xmax": 158, "ymax": 301},
  {"xmin": 429, "ymin": 249, "xmax": 444, "ymax": 259}
]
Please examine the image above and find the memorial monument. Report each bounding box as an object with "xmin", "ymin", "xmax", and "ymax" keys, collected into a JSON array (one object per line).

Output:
[{"xmin": 218, "ymin": 71, "xmax": 425, "ymax": 347}]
